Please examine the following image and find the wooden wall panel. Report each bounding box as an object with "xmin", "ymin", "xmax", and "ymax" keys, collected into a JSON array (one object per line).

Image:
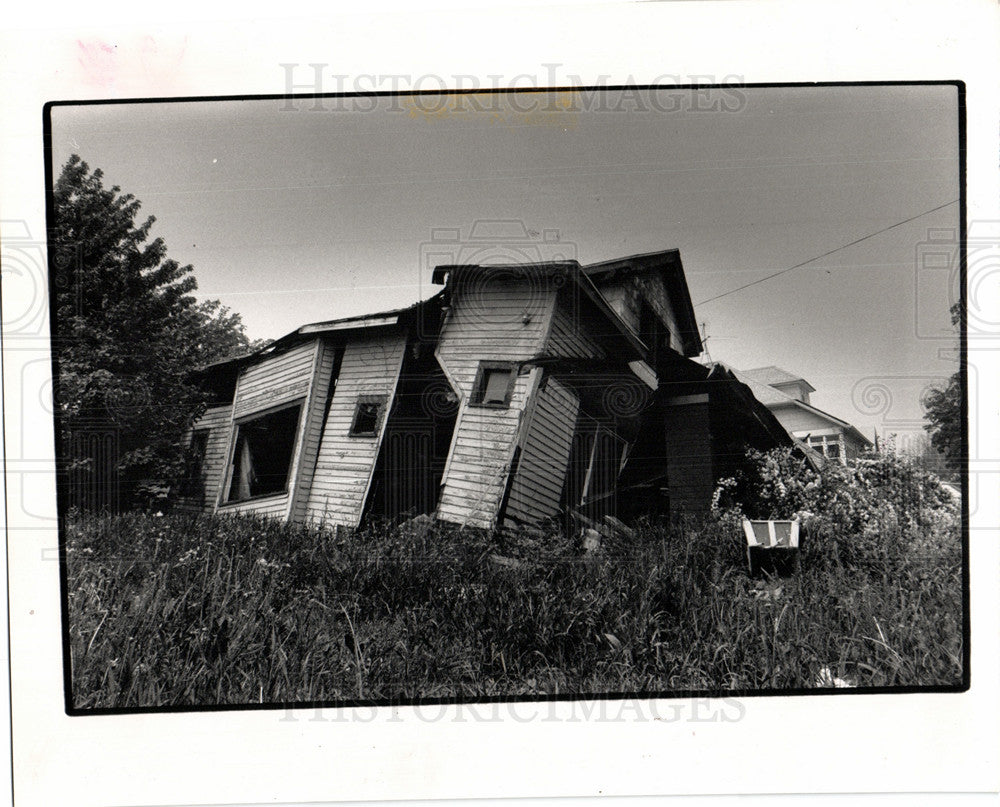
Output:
[
  {"xmin": 545, "ymin": 298, "xmax": 606, "ymax": 360},
  {"xmin": 289, "ymin": 339, "xmax": 339, "ymax": 523},
  {"xmin": 175, "ymin": 404, "xmax": 233, "ymax": 515},
  {"xmin": 435, "ymin": 279, "xmax": 555, "ymax": 529},
  {"xmin": 304, "ymin": 332, "xmax": 407, "ymax": 527},
  {"xmin": 232, "ymin": 341, "xmax": 316, "ymax": 419},
  {"xmin": 504, "ymin": 377, "xmax": 580, "ymax": 524}
]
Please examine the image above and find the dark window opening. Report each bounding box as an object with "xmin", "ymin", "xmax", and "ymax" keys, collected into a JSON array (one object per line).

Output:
[
  {"xmin": 471, "ymin": 363, "xmax": 516, "ymax": 408},
  {"xmin": 181, "ymin": 429, "xmax": 210, "ymax": 499},
  {"xmin": 350, "ymin": 395, "xmax": 387, "ymax": 437},
  {"xmin": 639, "ymin": 300, "xmax": 670, "ymax": 369},
  {"xmin": 225, "ymin": 403, "xmax": 302, "ymax": 502}
]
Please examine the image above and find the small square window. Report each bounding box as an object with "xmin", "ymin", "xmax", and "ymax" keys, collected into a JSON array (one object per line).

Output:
[
  {"xmin": 471, "ymin": 363, "xmax": 516, "ymax": 408},
  {"xmin": 350, "ymin": 395, "xmax": 387, "ymax": 437}
]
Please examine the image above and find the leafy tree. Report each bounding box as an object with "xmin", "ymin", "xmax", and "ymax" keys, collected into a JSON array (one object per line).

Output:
[
  {"xmin": 922, "ymin": 302, "xmax": 963, "ymax": 474},
  {"xmin": 52, "ymin": 154, "xmax": 252, "ymax": 508}
]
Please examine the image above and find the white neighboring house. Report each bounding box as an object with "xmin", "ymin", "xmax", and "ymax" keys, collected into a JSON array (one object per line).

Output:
[{"xmin": 731, "ymin": 366, "xmax": 874, "ymax": 464}]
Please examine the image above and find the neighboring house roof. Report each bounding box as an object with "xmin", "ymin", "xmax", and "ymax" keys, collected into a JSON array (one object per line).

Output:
[
  {"xmin": 725, "ymin": 364, "xmax": 874, "ymax": 450},
  {"xmin": 581, "ymin": 248, "xmax": 703, "ymax": 358},
  {"xmin": 741, "ymin": 365, "xmax": 816, "ymax": 393}
]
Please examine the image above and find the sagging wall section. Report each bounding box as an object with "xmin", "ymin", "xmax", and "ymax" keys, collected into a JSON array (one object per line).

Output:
[
  {"xmin": 434, "ymin": 275, "xmax": 558, "ymax": 529},
  {"xmin": 217, "ymin": 340, "xmax": 320, "ymax": 519},
  {"xmin": 181, "ymin": 329, "xmax": 409, "ymax": 528},
  {"xmin": 503, "ymin": 376, "xmax": 580, "ymax": 524},
  {"xmin": 175, "ymin": 403, "xmax": 233, "ymax": 515},
  {"xmin": 303, "ymin": 332, "xmax": 407, "ymax": 528}
]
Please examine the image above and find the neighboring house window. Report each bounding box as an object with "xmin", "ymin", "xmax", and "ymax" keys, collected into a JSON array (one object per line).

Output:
[
  {"xmin": 350, "ymin": 394, "xmax": 387, "ymax": 437},
  {"xmin": 807, "ymin": 434, "xmax": 845, "ymax": 463},
  {"xmin": 181, "ymin": 429, "xmax": 210, "ymax": 499},
  {"xmin": 225, "ymin": 402, "xmax": 302, "ymax": 502},
  {"xmin": 470, "ymin": 362, "xmax": 517, "ymax": 408}
]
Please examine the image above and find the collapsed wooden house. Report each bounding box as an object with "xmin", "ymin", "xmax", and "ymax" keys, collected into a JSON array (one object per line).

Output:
[{"xmin": 178, "ymin": 249, "xmax": 794, "ymax": 529}]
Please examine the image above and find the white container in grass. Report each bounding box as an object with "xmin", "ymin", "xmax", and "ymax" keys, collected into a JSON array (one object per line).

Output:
[
  {"xmin": 742, "ymin": 518, "xmax": 800, "ymax": 549},
  {"xmin": 741, "ymin": 518, "xmax": 800, "ymax": 576}
]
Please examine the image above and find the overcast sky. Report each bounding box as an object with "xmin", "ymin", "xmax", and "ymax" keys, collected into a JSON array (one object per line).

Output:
[{"xmin": 49, "ymin": 84, "xmax": 960, "ymax": 441}]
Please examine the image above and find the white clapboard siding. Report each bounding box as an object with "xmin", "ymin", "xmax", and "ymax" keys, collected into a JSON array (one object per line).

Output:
[
  {"xmin": 221, "ymin": 493, "xmax": 295, "ymax": 518},
  {"xmin": 504, "ymin": 377, "xmax": 580, "ymax": 523},
  {"xmin": 175, "ymin": 404, "xmax": 233, "ymax": 514},
  {"xmin": 435, "ymin": 279, "xmax": 555, "ymax": 529},
  {"xmin": 232, "ymin": 341, "xmax": 317, "ymax": 418},
  {"xmin": 288, "ymin": 339, "xmax": 340, "ymax": 523},
  {"xmin": 304, "ymin": 332, "xmax": 407, "ymax": 527}
]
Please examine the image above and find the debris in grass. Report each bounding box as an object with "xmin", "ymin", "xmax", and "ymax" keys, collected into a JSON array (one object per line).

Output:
[{"xmin": 815, "ymin": 666, "xmax": 856, "ymax": 688}]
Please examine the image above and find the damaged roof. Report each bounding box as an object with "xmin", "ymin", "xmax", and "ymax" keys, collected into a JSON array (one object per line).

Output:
[
  {"xmin": 582, "ymin": 249, "xmax": 702, "ymax": 358},
  {"xmin": 199, "ymin": 247, "xmax": 704, "ymax": 373},
  {"xmin": 197, "ymin": 292, "xmax": 445, "ymax": 373}
]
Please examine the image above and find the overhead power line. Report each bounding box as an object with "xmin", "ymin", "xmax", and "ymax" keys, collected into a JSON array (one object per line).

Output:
[{"xmin": 696, "ymin": 199, "xmax": 960, "ymax": 306}]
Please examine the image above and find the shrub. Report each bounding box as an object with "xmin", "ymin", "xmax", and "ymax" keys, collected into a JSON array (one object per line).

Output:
[{"xmin": 712, "ymin": 446, "xmax": 960, "ymax": 574}]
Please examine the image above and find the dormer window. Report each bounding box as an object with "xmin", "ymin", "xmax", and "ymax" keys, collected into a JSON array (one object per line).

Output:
[{"xmin": 470, "ymin": 362, "xmax": 517, "ymax": 408}]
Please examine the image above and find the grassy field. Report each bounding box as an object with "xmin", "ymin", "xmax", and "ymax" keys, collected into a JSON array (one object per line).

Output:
[{"xmin": 65, "ymin": 491, "xmax": 963, "ymax": 709}]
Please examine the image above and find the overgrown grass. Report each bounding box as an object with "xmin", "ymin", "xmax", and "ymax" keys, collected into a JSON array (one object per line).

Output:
[{"xmin": 65, "ymin": 501, "xmax": 962, "ymax": 709}]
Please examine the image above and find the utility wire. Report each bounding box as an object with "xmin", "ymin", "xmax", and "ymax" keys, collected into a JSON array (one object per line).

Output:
[{"xmin": 696, "ymin": 199, "xmax": 960, "ymax": 306}]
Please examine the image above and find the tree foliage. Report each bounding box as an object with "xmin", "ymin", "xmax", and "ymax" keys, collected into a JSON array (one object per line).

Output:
[
  {"xmin": 922, "ymin": 302, "xmax": 963, "ymax": 473},
  {"xmin": 52, "ymin": 154, "xmax": 252, "ymax": 508}
]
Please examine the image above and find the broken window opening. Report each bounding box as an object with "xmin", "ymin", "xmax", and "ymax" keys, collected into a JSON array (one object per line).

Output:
[
  {"xmin": 471, "ymin": 362, "xmax": 517, "ymax": 408},
  {"xmin": 349, "ymin": 394, "xmax": 387, "ymax": 437},
  {"xmin": 225, "ymin": 402, "xmax": 302, "ymax": 502}
]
